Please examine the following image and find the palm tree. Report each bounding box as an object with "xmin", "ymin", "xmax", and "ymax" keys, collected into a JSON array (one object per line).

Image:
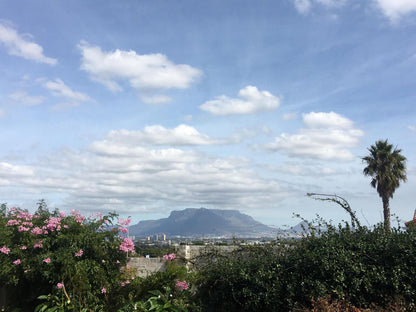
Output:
[{"xmin": 362, "ymin": 139, "xmax": 407, "ymax": 231}]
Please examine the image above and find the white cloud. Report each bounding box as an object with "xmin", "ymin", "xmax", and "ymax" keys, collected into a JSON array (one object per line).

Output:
[
  {"xmin": 409, "ymin": 125, "xmax": 416, "ymax": 132},
  {"xmin": 293, "ymin": 0, "xmax": 346, "ymax": 14},
  {"xmin": 97, "ymin": 124, "xmax": 225, "ymax": 147},
  {"xmin": 0, "ymin": 128, "xmax": 288, "ymax": 213},
  {"xmin": 200, "ymin": 86, "xmax": 280, "ymax": 116},
  {"xmin": 0, "ymin": 162, "xmax": 34, "ymax": 177},
  {"xmin": 43, "ymin": 78, "xmax": 94, "ymax": 109},
  {"xmin": 294, "ymin": 0, "xmax": 312, "ymax": 14},
  {"xmin": 8, "ymin": 91, "xmax": 45, "ymax": 106},
  {"xmin": 260, "ymin": 111, "xmax": 364, "ymax": 161},
  {"xmin": 376, "ymin": 0, "xmax": 416, "ymax": 21},
  {"xmin": 0, "ymin": 22, "xmax": 57, "ymax": 65},
  {"xmin": 78, "ymin": 41, "xmax": 202, "ymax": 103}
]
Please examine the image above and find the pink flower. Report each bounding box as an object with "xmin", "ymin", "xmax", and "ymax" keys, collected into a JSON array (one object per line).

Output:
[
  {"xmin": 34, "ymin": 241, "xmax": 43, "ymax": 248},
  {"xmin": 21, "ymin": 246, "xmax": 27, "ymax": 250},
  {"xmin": 63, "ymin": 225, "xmax": 69, "ymax": 229},
  {"xmin": 13, "ymin": 259, "xmax": 21, "ymax": 265},
  {"xmin": 102, "ymin": 259, "xmax": 106, "ymax": 263},
  {"xmin": 31, "ymin": 227, "xmax": 43, "ymax": 235},
  {"xmin": 118, "ymin": 218, "xmax": 131, "ymax": 226},
  {"xmin": 0, "ymin": 246, "xmax": 10, "ymax": 254},
  {"xmin": 18, "ymin": 226, "xmax": 30, "ymax": 232},
  {"xmin": 101, "ymin": 287, "xmax": 106, "ymax": 294},
  {"xmin": 116, "ymin": 260, "xmax": 120, "ymax": 264},
  {"xmin": 121, "ymin": 282, "xmax": 125, "ymax": 287},
  {"xmin": 43, "ymin": 258, "xmax": 51, "ymax": 263},
  {"xmin": 59, "ymin": 212, "xmax": 66, "ymax": 218},
  {"xmin": 163, "ymin": 253, "xmax": 176, "ymax": 261},
  {"xmin": 119, "ymin": 238, "xmax": 135, "ymax": 253},
  {"xmin": 75, "ymin": 214, "xmax": 85, "ymax": 224},
  {"xmin": 57, "ymin": 283, "xmax": 64, "ymax": 289},
  {"xmin": 45, "ymin": 217, "xmax": 62, "ymax": 232},
  {"xmin": 125, "ymin": 280, "xmax": 130, "ymax": 284},
  {"xmin": 175, "ymin": 279, "xmax": 189, "ymax": 291},
  {"xmin": 75, "ymin": 249, "xmax": 83, "ymax": 257},
  {"xmin": 6, "ymin": 219, "xmax": 20, "ymax": 226},
  {"xmin": 119, "ymin": 227, "xmax": 128, "ymax": 234}
]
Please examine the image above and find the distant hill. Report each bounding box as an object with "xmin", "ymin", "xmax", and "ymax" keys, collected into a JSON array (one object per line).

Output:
[{"xmin": 129, "ymin": 208, "xmax": 277, "ymax": 237}]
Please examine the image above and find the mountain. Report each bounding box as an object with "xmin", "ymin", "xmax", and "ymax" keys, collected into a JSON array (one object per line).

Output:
[{"xmin": 129, "ymin": 208, "xmax": 277, "ymax": 237}]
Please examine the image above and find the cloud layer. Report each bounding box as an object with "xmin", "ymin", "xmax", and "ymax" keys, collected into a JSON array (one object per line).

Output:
[
  {"xmin": 0, "ymin": 22, "xmax": 57, "ymax": 65},
  {"xmin": 261, "ymin": 111, "xmax": 364, "ymax": 161},
  {"xmin": 0, "ymin": 125, "xmax": 288, "ymax": 213},
  {"xmin": 78, "ymin": 41, "xmax": 202, "ymax": 103},
  {"xmin": 200, "ymin": 86, "xmax": 280, "ymax": 116}
]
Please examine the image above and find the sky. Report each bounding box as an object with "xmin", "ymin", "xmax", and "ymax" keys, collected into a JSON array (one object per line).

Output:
[{"xmin": 0, "ymin": 0, "xmax": 416, "ymax": 228}]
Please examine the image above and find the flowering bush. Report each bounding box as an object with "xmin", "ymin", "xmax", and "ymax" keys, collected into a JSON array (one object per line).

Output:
[{"xmin": 0, "ymin": 201, "xmax": 132, "ymax": 311}]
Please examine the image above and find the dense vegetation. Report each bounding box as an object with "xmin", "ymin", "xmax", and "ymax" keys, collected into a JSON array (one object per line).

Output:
[
  {"xmin": 2, "ymin": 203, "xmax": 416, "ymax": 311},
  {"xmin": 194, "ymin": 221, "xmax": 416, "ymax": 311}
]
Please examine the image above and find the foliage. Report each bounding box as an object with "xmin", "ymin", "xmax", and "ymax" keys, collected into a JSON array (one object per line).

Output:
[
  {"xmin": 0, "ymin": 202, "xmax": 133, "ymax": 311},
  {"xmin": 362, "ymin": 139, "xmax": 407, "ymax": 231},
  {"xmin": 194, "ymin": 221, "xmax": 416, "ymax": 311},
  {"xmin": 116, "ymin": 256, "xmax": 197, "ymax": 312}
]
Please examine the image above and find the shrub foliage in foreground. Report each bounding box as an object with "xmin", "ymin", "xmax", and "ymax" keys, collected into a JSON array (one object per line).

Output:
[
  {"xmin": 0, "ymin": 202, "xmax": 134, "ymax": 311},
  {"xmin": 194, "ymin": 222, "xmax": 416, "ymax": 311}
]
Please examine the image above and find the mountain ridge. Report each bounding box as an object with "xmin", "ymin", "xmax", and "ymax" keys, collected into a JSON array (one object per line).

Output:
[{"xmin": 129, "ymin": 208, "xmax": 277, "ymax": 237}]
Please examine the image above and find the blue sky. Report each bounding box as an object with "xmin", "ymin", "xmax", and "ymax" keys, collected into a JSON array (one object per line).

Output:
[{"xmin": 1, "ymin": 0, "xmax": 416, "ymax": 228}]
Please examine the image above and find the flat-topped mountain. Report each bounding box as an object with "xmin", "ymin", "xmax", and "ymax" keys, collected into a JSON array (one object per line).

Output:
[{"xmin": 129, "ymin": 208, "xmax": 276, "ymax": 237}]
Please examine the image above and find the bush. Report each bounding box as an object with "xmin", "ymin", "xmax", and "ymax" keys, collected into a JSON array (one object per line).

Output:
[
  {"xmin": 194, "ymin": 222, "xmax": 416, "ymax": 311},
  {"xmin": 0, "ymin": 202, "xmax": 133, "ymax": 311}
]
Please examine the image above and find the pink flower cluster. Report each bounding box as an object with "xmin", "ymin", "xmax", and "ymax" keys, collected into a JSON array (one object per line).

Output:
[
  {"xmin": 175, "ymin": 279, "xmax": 189, "ymax": 291},
  {"xmin": 118, "ymin": 218, "xmax": 131, "ymax": 227},
  {"xmin": 13, "ymin": 259, "xmax": 21, "ymax": 265},
  {"xmin": 0, "ymin": 246, "xmax": 10, "ymax": 254},
  {"xmin": 119, "ymin": 238, "xmax": 135, "ymax": 253},
  {"xmin": 31, "ymin": 227, "xmax": 43, "ymax": 235},
  {"xmin": 45, "ymin": 217, "xmax": 62, "ymax": 232},
  {"xmin": 34, "ymin": 241, "xmax": 43, "ymax": 248},
  {"xmin": 163, "ymin": 253, "xmax": 176, "ymax": 261},
  {"xmin": 75, "ymin": 249, "xmax": 83, "ymax": 257}
]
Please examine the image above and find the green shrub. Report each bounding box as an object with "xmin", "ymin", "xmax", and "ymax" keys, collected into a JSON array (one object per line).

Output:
[{"xmin": 194, "ymin": 222, "xmax": 416, "ymax": 311}]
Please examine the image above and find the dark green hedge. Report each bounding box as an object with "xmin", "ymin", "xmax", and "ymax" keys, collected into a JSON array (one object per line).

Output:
[{"xmin": 193, "ymin": 224, "xmax": 416, "ymax": 311}]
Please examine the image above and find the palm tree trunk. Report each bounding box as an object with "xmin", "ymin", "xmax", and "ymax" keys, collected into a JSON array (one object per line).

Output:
[{"xmin": 382, "ymin": 196, "xmax": 390, "ymax": 231}]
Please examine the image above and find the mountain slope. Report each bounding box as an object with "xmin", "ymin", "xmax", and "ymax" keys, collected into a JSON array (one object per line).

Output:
[{"xmin": 129, "ymin": 208, "xmax": 276, "ymax": 237}]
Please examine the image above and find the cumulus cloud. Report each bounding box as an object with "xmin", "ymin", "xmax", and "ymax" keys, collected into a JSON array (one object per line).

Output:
[
  {"xmin": 260, "ymin": 111, "xmax": 364, "ymax": 161},
  {"xmin": 0, "ymin": 22, "xmax": 57, "ymax": 65},
  {"xmin": 43, "ymin": 78, "xmax": 94, "ymax": 109},
  {"xmin": 376, "ymin": 0, "xmax": 416, "ymax": 21},
  {"xmin": 95, "ymin": 124, "xmax": 226, "ymax": 147},
  {"xmin": 0, "ymin": 126, "xmax": 288, "ymax": 213},
  {"xmin": 200, "ymin": 86, "xmax": 280, "ymax": 116},
  {"xmin": 8, "ymin": 91, "xmax": 45, "ymax": 106},
  {"xmin": 78, "ymin": 41, "xmax": 202, "ymax": 103}
]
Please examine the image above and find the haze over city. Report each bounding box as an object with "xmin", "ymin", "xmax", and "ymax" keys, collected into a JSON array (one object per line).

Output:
[{"xmin": 0, "ymin": 0, "xmax": 416, "ymax": 228}]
